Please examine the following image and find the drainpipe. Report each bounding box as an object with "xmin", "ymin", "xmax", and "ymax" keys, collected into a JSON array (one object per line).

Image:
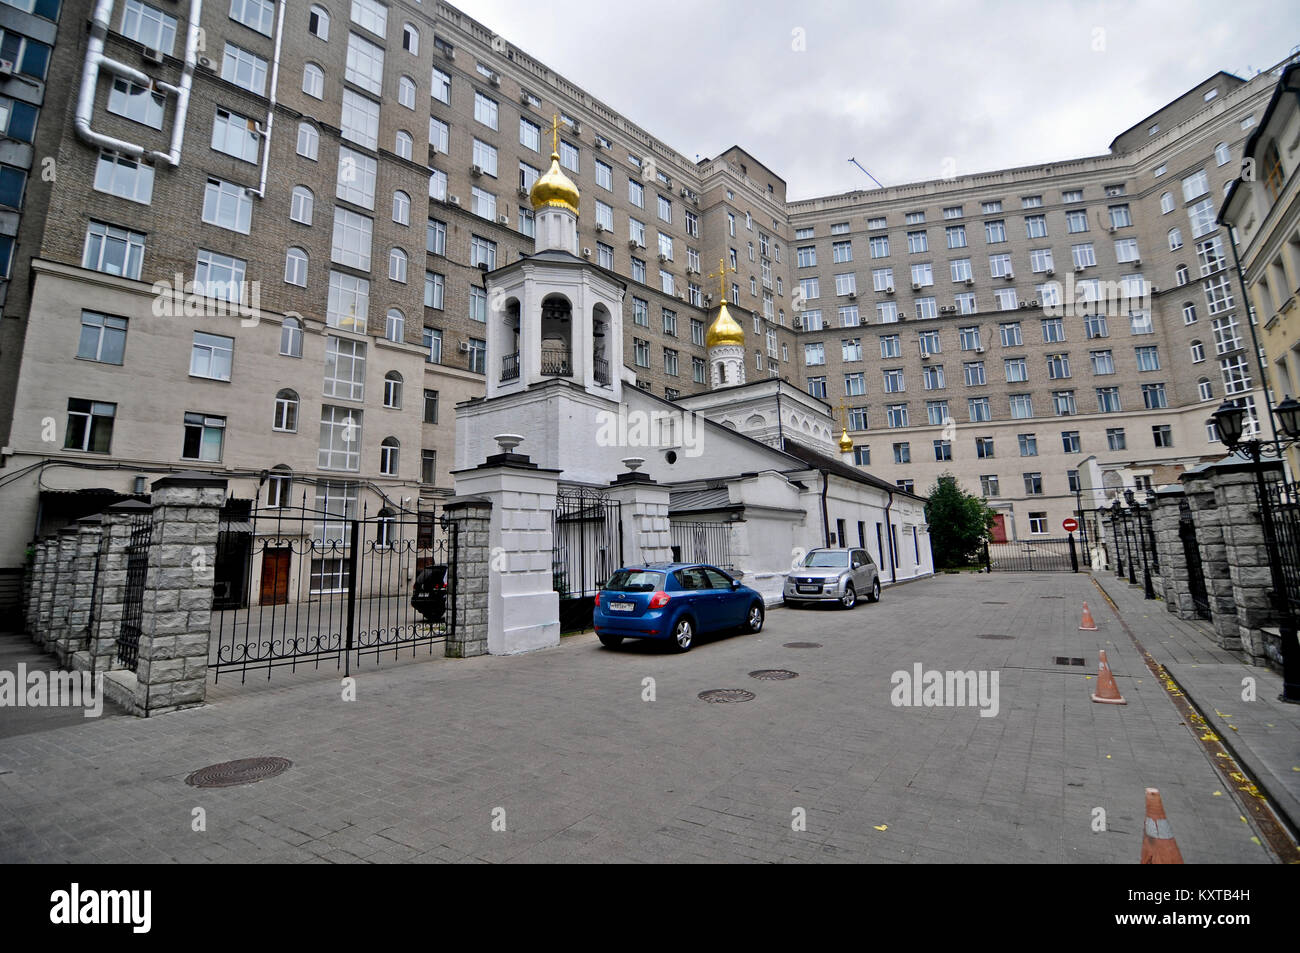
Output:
[
  {"xmin": 252, "ymin": 0, "xmax": 285, "ymax": 198},
  {"xmin": 884, "ymin": 488, "xmax": 897, "ymax": 583},
  {"xmin": 75, "ymin": 0, "xmax": 200, "ymax": 167},
  {"xmin": 819, "ymin": 470, "xmax": 829, "ymax": 547}
]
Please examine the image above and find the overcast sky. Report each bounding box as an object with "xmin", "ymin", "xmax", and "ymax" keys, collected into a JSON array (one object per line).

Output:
[{"xmin": 456, "ymin": 0, "xmax": 1299, "ymax": 200}]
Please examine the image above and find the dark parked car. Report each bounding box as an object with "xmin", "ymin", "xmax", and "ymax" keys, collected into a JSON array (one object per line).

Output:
[
  {"xmin": 411, "ymin": 565, "xmax": 449, "ymax": 622},
  {"xmin": 593, "ymin": 563, "xmax": 764, "ymax": 652}
]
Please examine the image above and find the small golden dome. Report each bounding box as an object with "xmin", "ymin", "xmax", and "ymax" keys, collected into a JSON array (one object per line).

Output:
[
  {"xmin": 838, "ymin": 428, "xmax": 854, "ymax": 454},
  {"xmin": 529, "ymin": 152, "xmax": 580, "ymax": 215},
  {"xmin": 706, "ymin": 300, "xmax": 745, "ymax": 349}
]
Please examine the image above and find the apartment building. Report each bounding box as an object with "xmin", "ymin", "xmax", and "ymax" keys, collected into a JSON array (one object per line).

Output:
[
  {"xmin": 0, "ymin": 0, "xmax": 1286, "ymax": 577},
  {"xmin": 787, "ymin": 69, "xmax": 1278, "ymax": 539}
]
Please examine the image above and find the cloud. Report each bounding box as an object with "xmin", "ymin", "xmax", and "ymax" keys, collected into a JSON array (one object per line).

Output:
[{"xmin": 456, "ymin": 0, "xmax": 1299, "ymax": 200}]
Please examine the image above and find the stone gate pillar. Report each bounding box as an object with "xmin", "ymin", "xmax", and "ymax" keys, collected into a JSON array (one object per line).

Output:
[
  {"xmin": 45, "ymin": 527, "xmax": 79, "ymax": 656},
  {"xmin": 452, "ymin": 437, "xmax": 560, "ymax": 655},
  {"xmin": 604, "ymin": 465, "xmax": 673, "ymax": 566},
  {"xmin": 26, "ymin": 536, "xmax": 48, "ymax": 642},
  {"xmin": 1148, "ymin": 486, "xmax": 1191, "ymax": 616},
  {"xmin": 442, "ymin": 497, "xmax": 491, "ymax": 658},
  {"xmin": 55, "ymin": 516, "xmax": 104, "ymax": 665},
  {"xmin": 1181, "ymin": 466, "xmax": 1240, "ymax": 649},
  {"xmin": 81, "ymin": 501, "xmax": 151, "ymax": 674}
]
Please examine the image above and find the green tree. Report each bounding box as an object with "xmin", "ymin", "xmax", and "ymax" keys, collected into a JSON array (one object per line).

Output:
[{"xmin": 924, "ymin": 473, "xmax": 996, "ymax": 569}]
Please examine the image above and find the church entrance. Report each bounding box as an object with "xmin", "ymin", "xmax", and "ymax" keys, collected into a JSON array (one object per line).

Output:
[{"xmin": 552, "ymin": 485, "xmax": 623, "ymax": 631}]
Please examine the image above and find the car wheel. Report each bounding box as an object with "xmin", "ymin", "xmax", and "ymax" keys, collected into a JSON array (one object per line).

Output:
[
  {"xmin": 598, "ymin": 633, "xmax": 624, "ymax": 648},
  {"xmin": 840, "ymin": 584, "xmax": 857, "ymax": 610},
  {"xmin": 868, "ymin": 579, "xmax": 881, "ymax": 603},
  {"xmin": 670, "ymin": 617, "xmax": 694, "ymax": 652},
  {"xmin": 746, "ymin": 603, "xmax": 765, "ymax": 633}
]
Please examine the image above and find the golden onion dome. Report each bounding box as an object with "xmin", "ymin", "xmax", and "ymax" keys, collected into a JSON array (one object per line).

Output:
[
  {"xmin": 706, "ymin": 300, "xmax": 745, "ymax": 349},
  {"xmin": 529, "ymin": 151, "xmax": 580, "ymax": 215},
  {"xmin": 838, "ymin": 428, "xmax": 854, "ymax": 454}
]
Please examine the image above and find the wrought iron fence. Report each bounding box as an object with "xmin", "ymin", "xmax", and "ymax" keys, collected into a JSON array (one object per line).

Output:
[
  {"xmin": 117, "ymin": 510, "xmax": 153, "ymax": 671},
  {"xmin": 1179, "ymin": 500, "xmax": 1211, "ymax": 620},
  {"xmin": 553, "ymin": 486, "xmax": 622, "ymax": 599},
  {"xmin": 670, "ymin": 520, "xmax": 733, "ymax": 570},
  {"xmin": 984, "ymin": 536, "xmax": 1079, "ymax": 572},
  {"xmin": 210, "ymin": 498, "xmax": 457, "ymax": 683},
  {"xmin": 1257, "ymin": 474, "xmax": 1300, "ymax": 619}
]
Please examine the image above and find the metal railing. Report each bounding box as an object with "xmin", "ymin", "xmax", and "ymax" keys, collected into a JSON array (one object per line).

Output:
[
  {"xmin": 501, "ymin": 351, "xmax": 520, "ymax": 381},
  {"xmin": 670, "ymin": 520, "xmax": 733, "ymax": 571},
  {"xmin": 541, "ymin": 346, "xmax": 572, "ymax": 377}
]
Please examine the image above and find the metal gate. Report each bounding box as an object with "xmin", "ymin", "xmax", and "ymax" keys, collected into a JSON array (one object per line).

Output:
[
  {"xmin": 210, "ymin": 501, "xmax": 457, "ymax": 683},
  {"xmin": 1179, "ymin": 501, "xmax": 1210, "ymax": 620},
  {"xmin": 552, "ymin": 486, "xmax": 622, "ymax": 599},
  {"xmin": 117, "ymin": 510, "xmax": 153, "ymax": 671},
  {"xmin": 670, "ymin": 520, "xmax": 732, "ymax": 570},
  {"xmin": 984, "ymin": 536, "xmax": 1079, "ymax": 572}
]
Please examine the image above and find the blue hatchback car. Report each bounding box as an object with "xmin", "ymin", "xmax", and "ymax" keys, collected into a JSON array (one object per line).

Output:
[{"xmin": 593, "ymin": 563, "xmax": 765, "ymax": 652}]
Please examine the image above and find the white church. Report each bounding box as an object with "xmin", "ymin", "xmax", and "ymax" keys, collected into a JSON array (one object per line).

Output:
[{"xmin": 452, "ymin": 139, "xmax": 933, "ymax": 651}]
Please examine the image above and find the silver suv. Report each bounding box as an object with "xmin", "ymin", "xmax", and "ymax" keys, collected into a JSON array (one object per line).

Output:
[{"xmin": 784, "ymin": 548, "xmax": 880, "ymax": 609}]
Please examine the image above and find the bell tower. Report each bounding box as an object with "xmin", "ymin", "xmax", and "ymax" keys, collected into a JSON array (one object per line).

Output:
[{"xmin": 706, "ymin": 259, "xmax": 745, "ymax": 389}]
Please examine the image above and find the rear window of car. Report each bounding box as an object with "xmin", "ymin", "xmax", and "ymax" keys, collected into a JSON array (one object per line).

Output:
[{"xmin": 604, "ymin": 570, "xmax": 664, "ymax": 592}]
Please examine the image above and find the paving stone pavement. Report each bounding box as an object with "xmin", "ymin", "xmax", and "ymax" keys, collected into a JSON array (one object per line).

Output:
[
  {"xmin": 1091, "ymin": 572, "xmax": 1300, "ymax": 837},
  {"xmin": 0, "ymin": 572, "xmax": 1282, "ymax": 863}
]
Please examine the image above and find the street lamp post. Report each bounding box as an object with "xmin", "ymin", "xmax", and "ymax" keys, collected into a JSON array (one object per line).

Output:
[
  {"xmin": 1126, "ymin": 488, "xmax": 1156, "ymax": 600},
  {"xmin": 1211, "ymin": 396, "xmax": 1300, "ymax": 703},
  {"xmin": 1110, "ymin": 500, "xmax": 1125, "ymax": 578},
  {"xmin": 1121, "ymin": 502, "xmax": 1137, "ymax": 586}
]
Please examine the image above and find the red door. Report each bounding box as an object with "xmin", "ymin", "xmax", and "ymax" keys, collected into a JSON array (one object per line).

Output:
[
  {"xmin": 991, "ymin": 514, "xmax": 1008, "ymax": 543},
  {"xmin": 259, "ymin": 548, "xmax": 291, "ymax": 605}
]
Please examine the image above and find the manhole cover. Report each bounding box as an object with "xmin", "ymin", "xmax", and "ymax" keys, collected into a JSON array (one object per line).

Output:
[
  {"xmin": 976, "ymin": 634, "xmax": 1015, "ymax": 640},
  {"xmin": 698, "ymin": 689, "xmax": 756, "ymax": 703},
  {"xmin": 185, "ymin": 757, "xmax": 292, "ymax": 788},
  {"xmin": 783, "ymin": 641, "xmax": 822, "ymax": 649},
  {"xmin": 982, "ymin": 601, "xmax": 1008, "ymax": 605},
  {"xmin": 1053, "ymin": 657, "xmax": 1087, "ymax": 667},
  {"xmin": 749, "ymin": 669, "xmax": 799, "ymax": 680}
]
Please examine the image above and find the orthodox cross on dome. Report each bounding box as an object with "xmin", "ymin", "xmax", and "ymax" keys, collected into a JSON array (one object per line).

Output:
[
  {"xmin": 547, "ymin": 113, "xmax": 562, "ymax": 155},
  {"xmin": 706, "ymin": 258, "xmax": 737, "ymax": 304}
]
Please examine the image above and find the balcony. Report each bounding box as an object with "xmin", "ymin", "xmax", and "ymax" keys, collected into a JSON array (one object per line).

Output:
[
  {"xmin": 594, "ymin": 357, "xmax": 610, "ymax": 386},
  {"xmin": 501, "ymin": 352, "xmax": 520, "ymax": 382},
  {"xmin": 541, "ymin": 346, "xmax": 572, "ymax": 377}
]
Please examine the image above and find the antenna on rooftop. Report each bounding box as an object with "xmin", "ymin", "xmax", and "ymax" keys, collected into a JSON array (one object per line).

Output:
[{"xmin": 848, "ymin": 157, "xmax": 884, "ymax": 190}]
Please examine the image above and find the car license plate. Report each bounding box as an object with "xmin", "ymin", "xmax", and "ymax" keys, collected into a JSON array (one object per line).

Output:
[
  {"xmin": 797, "ymin": 585, "xmax": 820, "ymax": 594},
  {"xmin": 610, "ymin": 601, "xmax": 634, "ymax": 611}
]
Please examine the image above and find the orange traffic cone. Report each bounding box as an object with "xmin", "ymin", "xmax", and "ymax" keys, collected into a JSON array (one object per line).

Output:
[
  {"xmin": 1140, "ymin": 788, "xmax": 1185, "ymax": 864},
  {"xmin": 1079, "ymin": 602, "xmax": 1098, "ymax": 631},
  {"xmin": 1090, "ymin": 649, "xmax": 1127, "ymax": 705}
]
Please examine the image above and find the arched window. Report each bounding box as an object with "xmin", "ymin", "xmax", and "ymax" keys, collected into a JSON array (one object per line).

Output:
[
  {"xmin": 308, "ymin": 5, "xmax": 329, "ymax": 40},
  {"xmin": 1198, "ymin": 377, "xmax": 1214, "ymax": 401},
  {"xmin": 398, "ymin": 75, "xmax": 416, "ymax": 109},
  {"xmin": 266, "ymin": 464, "xmax": 293, "ymax": 508},
  {"xmin": 1159, "ymin": 191, "xmax": 1174, "ymax": 214},
  {"xmin": 280, "ymin": 316, "xmax": 303, "ymax": 356},
  {"xmin": 302, "ymin": 63, "xmax": 324, "ymax": 99},
  {"xmin": 383, "ymin": 371, "xmax": 403, "ymax": 408},
  {"xmin": 402, "ymin": 23, "xmax": 419, "ymax": 54},
  {"xmin": 290, "ymin": 185, "xmax": 313, "ymax": 225},
  {"xmin": 1182, "ymin": 302, "xmax": 1197, "ymax": 325},
  {"xmin": 273, "ymin": 388, "xmax": 299, "ymax": 432},
  {"xmin": 1168, "ymin": 227, "xmax": 1182, "ymax": 250},
  {"xmin": 389, "ymin": 247, "xmax": 408, "ymax": 283},
  {"xmin": 385, "ymin": 308, "xmax": 405, "ymax": 343},
  {"xmin": 376, "ymin": 507, "xmax": 395, "ymax": 548},
  {"xmin": 1175, "ymin": 264, "xmax": 1189, "ymax": 286},
  {"xmin": 1190, "ymin": 339, "xmax": 1205, "ymax": 362},
  {"xmin": 1215, "ymin": 141, "xmax": 1230, "ymax": 166},
  {"xmin": 296, "ymin": 122, "xmax": 319, "ymax": 160},
  {"xmin": 284, "ymin": 247, "xmax": 308, "ymax": 287},
  {"xmin": 393, "ymin": 190, "xmax": 411, "ymax": 225},
  {"xmin": 380, "ymin": 437, "xmax": 400, "ymax": 476},
  {"xmin": 395, "ymin": 131, "xmax": 413, "ymax": 162}
]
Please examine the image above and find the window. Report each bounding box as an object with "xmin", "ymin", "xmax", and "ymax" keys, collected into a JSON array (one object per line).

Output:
[
  {"xmin": 290, "ymin": 185, "xmax": 314, "ymax": 225},
  {"xmin": 1169, "ymin": 227, "xmax": 1183, "ymax": 251},
  {"xmin": 394, "ymin": 75, "xmax": 416, "ymax": 110},
  {"xmin": 893, "ymin": 442, "xmax": 911, "ymax": 464},
  {"xmin": 1042, "ymin": 318, "xmax": 1065, "ymax": 343},
  {"xmin": 108, "ymin": 78, "xmax": 164, "ymax": 129},
  {"xmin": 1188, "ymin": 198, "xmax": 1216, "ymax": 239},
  {"xmin": 471, "ymin": 187, "xmax": 497, "ymax": 221},
  {"xmin": 94, "ymin": 152, "xmax": 154, "ymax": 204},
  {"xmin": 284, "ymin": 247, "xmax": 308, "ymax": 286},
  {"xmin": 1064, "ymin": 210, "xmax": 1088, "ymax": 235},
  {"xmin": 337, "ymin": 147, "xmax": 377, "ymax": 208},
  {"xmin": 1198, "ymin": 377, "xmax": 1214, "ymax": 401},
  {"xmin": 195, "ymin": 249, "xmax": 246, "ymax": 303},
  {"xmin": 1009, "ymin": 394, "xmax": 1033, "ymax": 419},
  {"xmin": 934, "ymin": 440, "xmax": 952, "ymax": 462},
  {"xmin": 182, "ymin": 412, "xmax": 225, "ymax": 462},
  {"xmin": 319, "ymin": 405, "xmax": 361, "ymax": 471},
  {"xmin": 560, "ymin": 141, "xmax": 579, "ymax": 173},
  {"xmin": 467, "ymin": 339, "xmax": 485, "ymax": 375},
  {"xmin": 959, "ymin": 326, "xmax": 982, "ymax": 351},
  {"xmin": 804, "ymin": 342, "xmax": 825, "ymax": 366},
  {"xmin": 1190, "ymin": 339, "xmax": 1205, "ymax": 363},
  {"xmin": 1084, "ymin": 314, "xmax": 1109, "ymax": 339},
  {"xmin": 470, "ymin": 235, "xmax": 497, "ymax": 269},
  {"xmin": 1205, "ymin": 274, "xmax": 1234, "ymax": 315},
  {"xmin": 297, "ymin": 122, "xmax": 319, "ymax": 160},
  {"xmin": 886, "ymin": 405, "xmax": 909, "ymax": 429},
  {"xmin": 432, "ymin": 67, "xmax": 451, "ymax": 104},
  {"xmin": 1215, "ymin": 141, "xmax": 1231, "ymax": 166},
  {"xmin": 221, "ymin": 43, "xmax": 268, "ymax": 94},
  {"xmin": 1114, "ymin": 238, "xmax": 1139, "ymax": 263},
  {"xmin": 309, "ymin": 5, "xmax": 330, "ymax": 38},
  {"xmin": 469, "ymin": 286, "xmax": 487, "ymax": 323},
  {"xmin": 1062, "ymin": 431, "xmax": 1081, "ymax": 453},
  {"xmin": 388, "ymin": 247, "xmax": 407, "ymax": 283},
  {"xmin": 882, "ymin": 369, "xmax": 903, "ymax": 393},
  {"xmin": 301, "ymin": 62, "xmax": 324, "ymax": 99},
  {"xmin": 323, "ymin": 337, "xmax": 366, "ymax": 402},
  {"xmin": 908, "ymin": 231, "xmax": 928, "ymax": 253},
  {"xmin": 664, "ymin": 348, "xmax": 678, "ymax": 377},
  {"xmin": 423, "ymin": 327, "xmax": 442, "ymax": 364},
  {"xmin": 350, "ymin": 0, "xmax": 387, "ymax": 34},
  {"xmin": 1018, "ymin": 433, "xmax": 1038, "ymax": 456},
  {"xmin": 1097, "ymin": 387, "xmax": 1121, "ymax": 413},
  {"xmin": 918, "ymin": 330, "xmax": 940, "ymax": 356},
  {"xmin": 187, "ymin": 331, "xmax": 233, "ymax": 382},
  {"xmin": 1107, "ymin": 428, "xmax": 1126, "ymax": 451},
  {"xmin": 1071, "ymin": 243, "xmax": 1096, "ymax": 268},
  {"xmin": 1025, "ymin": 214, "xmax": 1047, "ymax": 239},
  {"xmin": 1005, "ymin": 357, "xmax": 1028, "ymax": 383},
  {"xmin": 880, "ymin": 335, "xmax": 901, "ymax": 359},
  {"xmin": 909, "ymin": 264, "xmax": 931, "ymax": 288},
  {"xmin": 963, "ymin": 361, "xmax": 988, "ymax": 387},
  {"xmin": 60, "ymin": 398, "xmax": 116, "ymax": 454},
  {"xmin": 1053, "ymin": 390, "xmax": 1077, "ymax": 416},
  {"xmin": 947, "ymin": 225, "xmax": 967, "ymax": 249},
  {"xmin": 402, "ymin": 21, "xmax": 419, "ymax": 53},
  {"xmin": 916, "ymin": 297, "xmax": 937, "ymax": 320},
  {"xmin": 330, "ymin": 207, "xmax": 372, "ymax": 270},
  {"xmin": 1028, "ymin": 512, "xmax": 1048, "ymax": 534},
  {"xmin": 1221, "ymin": 354, "xmax": 1251, "ymax": 394},
  {"xmin": 419, "ymin": 271, "xmax": 443, "ymax": 311},
  {"xmin": 340, "ymin": 90, "xmax": 380, "ymax": 149},
  {"xmin": 273, "ymin": 389, "xmax": 299, "ymax": 432},
  {"xmin": 989, "ymin": 253, "xmax": 1012, "ymax": 278},
  {"xmin": 870, "ymin": 235, "xmax": 889, "ymax": 258},
  {"xmin": 121, "ymin": 0, "xmax": 176, "ymax": 53},
  {"xmin": 969, "ymin": 399, "xmax": 991, "ymax": 423},
  {"xmin": 950, "ymin": 258, "xmax": 973, "ymax": 282},
  {"xmin": 985, "ymin": 220, "xmax": 1006, "ymax": 244},
  {"xmin": 1153, "ymin": 425, "xmax": 1173, "ymax": 448},
  {"xmin": 82, "ymin": 222, "xmax": 144, "ymax": 279},
  {"xmin": 77, "ymin": 312, "xmax": 128, "ymax": 365},
  {"xmin": 425, "ymin": 218, "xmax": 447, "ymax": 257},
  {"xmin": 327, "ymin": 271, "xmax": 369, "ymax": 331},
  {"xmin": 203, "ymin": 178, "xmax": 253, "ymax": 233},
  {"xmin": 926, "ymin": 399, "xmax": 948, "ymax": 424},
  {"xmin": 995, "ymin": 288, "xmax": 1018, "ymax": 311},
  {"xmin": 1024, "ymin": 473, "xmax": 1043, "ymax": 496},
  {"xmin": 1047, "ymin": 353, "xmax": 1071, "ymax": 379}
]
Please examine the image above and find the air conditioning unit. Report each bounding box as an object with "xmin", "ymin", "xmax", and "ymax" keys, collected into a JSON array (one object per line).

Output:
[
  {"xmin": 595, "ymin": 223, "xmax": 607, "ymax": 233},
  {"xmin": 1003, "ymin": 272, "xmax": 1014, "ymax": 281},
  {"xmin": 1074, "ymin": 265, "xmax": 1086, "ymax": 273},
  {"xmin": 964, "ymin": 278, "xmax": 974, "ymax": 287},
  {"xmin": 1133, "ymin": 259, "xmax": 1143, "ymax": 268},
  {"xmin": 848, "ymin": 292, "xmax": 857, "ymax": 300},
  {"xmin": 975, "ymin": 346, "xmax": 985, "ymax": 353},
  {"xmin": 1030, "ymin": 299, "xmax": 1039, "ymax": 307},
  {"xmin": 658, "ymin": 253, "xmax": 668, "ymax": 263},
  {"xmin": 470, "ymin": 165, "xmax": 483, "ymax": 177},
  {"xmin": 197, "ymin": 55, "xmax": 215, "ymax": 70},
  {"xmin": 912, "ymin": 283, "xmax": 922, "ymax": 291},
  {"xmin": 1019, "ymin": 302, "xmax": 1029, "ymax": 309},
  {"xmin": 142, "ymin": 47, "xmax": 165, "ymax": 64},
  {"xmin": 1108, "ymin": 226, "xmax": 1116, "ymax": 234},
  {"xmin": 571, "ymin": 120, "xmax": 582, "ymax": 134},
  {"xmin": 1045, "ymin": 268, "xmax": 1055, "ymax": 276},
  {"xmin": 793, "ymin": 317, "xmax": 804, "ymax": 330},
  {"xmin": 920, "ymin": 352, "xmax": 931, "ymax": 361},
  {"xmin": 1151, "ymin": 285, "xmax": 1160, "ymax": 293},
  {"xmin": 519, "ymin": 92, "xmax": 532, "ymax": 106},
  {"xmin": 458, "ymin": 341, "xmax": 471, "ymax": 353},
  {"xmin": 517, "ymin": 187, "xmax": 529, "ymax": 198},
  {"xmin": 582, "ymin": 247, "xmax": 592, "ymax": 258},
  {"xmin": 489, "ymin": 73, "xmax": 501, "ymax": 87},
  {"xmin": 498, "ymin": 215, "xmax": 509, "ymax": 225},
  {"xmin": 442, "ymin": 46, "xmax": 455, "ymax": 60},
  {"xmin": 448, "ymin": 195, "xmax": 461, "ymax": 206},
  {"xmin": 680, "ymin": 187, "xmax": 689, "ymax": 198},
  {"xmin": 704, "ymin": 294, "xmax": 713, "ymax": 305},
  {"xmin": 886, "ymin": 287, "xmax": 895, "ymax": 295}
]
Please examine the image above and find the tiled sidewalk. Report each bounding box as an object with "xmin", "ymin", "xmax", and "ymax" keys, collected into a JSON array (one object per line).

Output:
[{"xmin": 1091, "ymin": 572, "xmax": 1300, "ymax": 837}]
